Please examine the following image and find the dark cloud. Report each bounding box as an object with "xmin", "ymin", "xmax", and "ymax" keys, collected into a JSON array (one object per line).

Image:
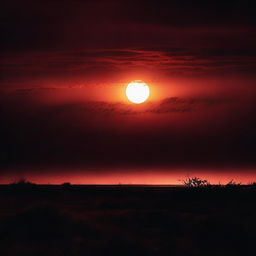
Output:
[
  {"xmin": 1, "ymin": 48, "xmax": 256, "ymax": 87},
  {"xmin": 43, "ymin": 96, "xmax": 229, "ymax": 115},
  {"xmin": 1, "ymin": 89, "xmax": 255, "ymax": 170},
  {"xmin": 147, "ymin": 97, "xmax": 230, "ymax": 114}
]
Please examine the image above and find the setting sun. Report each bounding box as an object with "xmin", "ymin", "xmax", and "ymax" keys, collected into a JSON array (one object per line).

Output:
[{"xmin": 126, "ymin": 80, "xmax": 150, "ymax": 104}]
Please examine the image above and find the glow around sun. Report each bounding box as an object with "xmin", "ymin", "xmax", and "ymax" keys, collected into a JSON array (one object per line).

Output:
[{"xmin": 126, "ymin": 80, "xmax": 150, "ymax": 104}]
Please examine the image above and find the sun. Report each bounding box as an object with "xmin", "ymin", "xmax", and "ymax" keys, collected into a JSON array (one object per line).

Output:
[{"xmin": 126, "ymin": 80, "xmax": 150, "ymax": 104}]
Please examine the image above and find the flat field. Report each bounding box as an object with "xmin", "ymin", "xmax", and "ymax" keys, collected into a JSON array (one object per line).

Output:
[{"xmin": 0, "ymin": 185, "xmax": 255, "ymax": 256}]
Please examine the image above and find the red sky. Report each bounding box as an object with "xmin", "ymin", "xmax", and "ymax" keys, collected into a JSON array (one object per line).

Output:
[{"xmin": 0, "ymin": 0, "xmax": 256, "ymax": 184}]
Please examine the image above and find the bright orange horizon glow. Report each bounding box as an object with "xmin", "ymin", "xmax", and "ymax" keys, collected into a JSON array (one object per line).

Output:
[{"xmin": 1, "ymin": 169, "xmax": 255, "ymax": 185}]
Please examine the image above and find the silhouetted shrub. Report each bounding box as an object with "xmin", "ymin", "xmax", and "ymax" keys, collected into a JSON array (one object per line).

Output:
[
  {"xmin": 181, "ymin": 177, "xmax": 210, "ymax": 187},
  {"xmin": 61, "ymin": 182, "xmax": 72, "ymax": 188},
  {"xmin": 225, "ymin": 180, "xmax": 241, "ymax": 187},
  {"xmin": 10, "ymin": 178, "xmax": 36, "ymax": 187}
]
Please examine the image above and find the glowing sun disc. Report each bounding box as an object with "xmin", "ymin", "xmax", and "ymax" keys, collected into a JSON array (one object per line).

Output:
[{"xmin": 126, "ymin": 80, "xmax": 150, "ymax": 104}]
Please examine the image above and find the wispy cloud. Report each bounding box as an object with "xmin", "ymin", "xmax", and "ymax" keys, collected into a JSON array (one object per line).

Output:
[{"xmin": 1, "ymin": 48, "xmax": 255, "ymax": 86}]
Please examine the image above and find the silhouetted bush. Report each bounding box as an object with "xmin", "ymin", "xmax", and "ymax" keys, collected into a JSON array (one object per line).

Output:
[
  {"xmin": 61, "ymin": 182, "xmax": 71, "ymax": 188},
  {"xmin": 225, "ymin": 180, "xmax": 241, "ymax": 187},
  {"xmin": 181, "ymin": 177, "xmax": 210, "ymax": 187},
  {"xmin": 10, "ymin": 178, "xmax": 36, "ymax": 187}
]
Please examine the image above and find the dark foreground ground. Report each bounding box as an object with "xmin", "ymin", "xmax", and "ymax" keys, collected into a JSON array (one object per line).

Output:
[{"xmin": 0, "ymin": 185, "xmax": 255, "ymax": 256}]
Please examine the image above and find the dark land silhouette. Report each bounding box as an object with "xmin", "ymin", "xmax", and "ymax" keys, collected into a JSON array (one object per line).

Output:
[{"xmin": 0, "ymin": 182, "xmax": 255, "ymax": 256}]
